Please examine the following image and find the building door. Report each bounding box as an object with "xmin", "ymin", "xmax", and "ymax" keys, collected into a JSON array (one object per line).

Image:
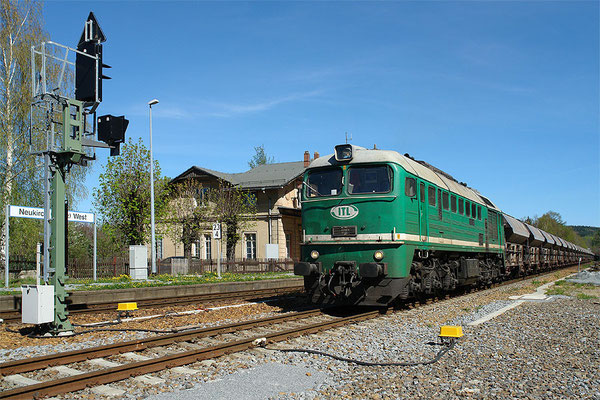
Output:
[{"xmin": 418, "ymin": 181, "xmax": 428, "ymax": 241}]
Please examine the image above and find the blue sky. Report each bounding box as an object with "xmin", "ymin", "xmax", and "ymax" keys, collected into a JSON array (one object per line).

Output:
[{"xmin": 44, "ymin": 1, "xmax": 599, "ymax": 227}]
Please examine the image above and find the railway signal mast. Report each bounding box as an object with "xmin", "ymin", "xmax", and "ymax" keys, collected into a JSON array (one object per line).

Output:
[{"xmin": 29, "ymin": 12, "xmax": 127, "ymax": 335}]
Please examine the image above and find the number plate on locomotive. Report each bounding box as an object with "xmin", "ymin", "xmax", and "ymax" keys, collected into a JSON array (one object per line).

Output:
[{"xmin": 331, "ymin": 226, "xmax": 357, "ymax": 237}]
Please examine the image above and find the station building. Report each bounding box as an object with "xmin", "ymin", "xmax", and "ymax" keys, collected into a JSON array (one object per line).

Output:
[{"xmin": 156, "ymin": 151, "xmax": 318, "ymax": 262}]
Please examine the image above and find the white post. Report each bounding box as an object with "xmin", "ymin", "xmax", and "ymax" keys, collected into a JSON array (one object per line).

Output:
[
  {"xmin": 36, "ymin": 242, "xmax": 41, "ymax": 286},
  {"xmin": 93, "ymin": 218, "xmax": 97, "ymax": 281},
  {"xmin": 4, "ymin": 205, "xmax": 9, "ymax": 288},
  {"xmin": 217, "ymin": 238, "xmax": 222, "ymax": 279},
  {"xmin": 148, "ymin": 99, "xmax": 159, "ymax": 275}
]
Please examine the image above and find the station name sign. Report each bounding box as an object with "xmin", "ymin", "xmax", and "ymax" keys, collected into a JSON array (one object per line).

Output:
[{"xmin": 9, "ymin": 205, "xmax": 95, "ymax": 224}]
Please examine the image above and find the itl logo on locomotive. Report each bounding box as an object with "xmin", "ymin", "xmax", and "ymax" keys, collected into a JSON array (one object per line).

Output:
[{"xmin": 330, "ymin": 205, "xmax": 359, "ymax": 220}]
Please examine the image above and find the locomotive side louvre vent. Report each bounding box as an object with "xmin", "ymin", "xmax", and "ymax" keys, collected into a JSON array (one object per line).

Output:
[{"xmin": 332, "ymin": 226, "xmax": 357, "ymax": 237}]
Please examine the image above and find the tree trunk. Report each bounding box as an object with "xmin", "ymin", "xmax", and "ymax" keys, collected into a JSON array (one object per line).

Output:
[
  {"xmin": 183, "ymin": 242, "xmax": 192, "ymax": 261},
  {"xmin": 226, "ymin": 234, "xmax": 236, "ymax": 261}
]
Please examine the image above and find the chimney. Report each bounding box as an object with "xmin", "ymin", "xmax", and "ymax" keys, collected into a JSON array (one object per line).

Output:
[
  {"xmin": 313, "ymin": 151, "xmax": 320, "ymax": 160},
  {"xmin": 303, "ymin": 151, "xmax": 310, "ymax": 167}
]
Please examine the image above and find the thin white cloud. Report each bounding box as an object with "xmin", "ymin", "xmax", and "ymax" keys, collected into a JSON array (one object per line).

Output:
[
  {"xmin": 202, "ymin": 89, "xmax": 324, "ymax": 118},
  {"xmin": 127, "ymin": 89, "xmax": 325, "ymax": 120}
]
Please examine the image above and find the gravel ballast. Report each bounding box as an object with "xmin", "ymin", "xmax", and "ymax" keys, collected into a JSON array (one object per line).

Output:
[{"xmin": 5, "ymin": 268, "xmax": 599, "ymax": 399}]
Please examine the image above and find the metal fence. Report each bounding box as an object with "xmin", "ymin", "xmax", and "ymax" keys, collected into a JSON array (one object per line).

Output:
[
  {"xmin": 7, "ymin": 256, "xmax": 36, "ymax": 273},
  {"xmin": 67, "ymin": 257, "xmax": 129, "ymax": 279},
  {"xmin": 7, "ymin": 256, "xmax": 297, "ymax": 280}
]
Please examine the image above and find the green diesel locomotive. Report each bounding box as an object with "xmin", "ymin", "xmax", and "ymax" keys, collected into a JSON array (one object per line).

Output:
[{"xmin": 294, "ymin": 144, "xmax": 592, "ymax": 306}]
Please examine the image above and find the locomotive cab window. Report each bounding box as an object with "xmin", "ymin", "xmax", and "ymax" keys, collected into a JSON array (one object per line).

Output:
[
  {"xmin": 451, "ymin": 195, "xmax": 457, "ymax": 213},
  {"xmin": 428, "ymin": 186, "xmax": 436, "ymax": 206},
  {"xmin": 459, "ymin": 198, "xmax": 464, "ymax": 214},
  {"xmin": 405, "ymin": 177, "xmax": 416, "ymax": 197},
  {"xmin": 306, "ymin": 168, "xmax": 342, "ymax": 197},
  {"xmin": 348, "ymin": 165, "xmax": 392, "ymax": 194}
]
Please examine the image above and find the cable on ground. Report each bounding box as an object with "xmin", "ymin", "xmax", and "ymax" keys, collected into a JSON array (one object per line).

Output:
[{"xmin": 261, "ymin": 339, "xmax": 457, "ymax": 367}]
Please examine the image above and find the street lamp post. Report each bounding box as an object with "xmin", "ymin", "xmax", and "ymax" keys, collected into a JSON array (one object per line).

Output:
[{"xmin": 148, "ymin": 99, "xmax": 159, "ymax": 275}]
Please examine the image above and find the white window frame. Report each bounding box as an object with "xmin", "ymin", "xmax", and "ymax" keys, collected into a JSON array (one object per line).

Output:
[
  {"xmin": 156, "ymin": 237, "xmax": 163, "ymax": 260},
  {"xmin": 245, "ymin": 233, "xmax": 257, "ymax": 260},
  {"xmin": 204, "ymin": 234, "xmax": 212, "ymax": 260}
]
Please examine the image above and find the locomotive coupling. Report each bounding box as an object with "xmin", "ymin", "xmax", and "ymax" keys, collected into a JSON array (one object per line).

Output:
[
  {"xmin": 294, "ymin": 262, "xmax": 319, "ymax": 276},
  {"xmin": 359, "ymin": 262, "xmax": 387, "ymax": 278}
]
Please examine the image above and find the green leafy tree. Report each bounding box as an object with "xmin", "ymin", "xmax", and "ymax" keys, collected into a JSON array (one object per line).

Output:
[
  {"xmin": 248, "ymin": 144, "xmax": 274, "ymax": 169},
  {"xmin": 67, "ymin": 223, "xmax": 93, "ymax": 261},
  {"xmin": 207, "ymin": 180, "xmax": 257, "ymax": 260},
  {"xmin": 93, "ymin": 138, "xmax": 169, "ymax": 246},
  {"xmin": 0, "ymin": 0, "xmax": 89, "ymax": 264},
  {"xmin": 96, "ymin": 223, "xmax": 124, "ymax": 260},
  {"xmin": 162, "ymin": 179, "xmax": 209, "ymax": 261},
  {"xmin": 590, "ymin": 231, "xmax": 600, "ymax": 256}
]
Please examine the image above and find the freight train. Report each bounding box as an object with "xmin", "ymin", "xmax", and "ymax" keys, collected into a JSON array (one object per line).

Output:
[{"xmin": 294, "ymin": 144, "xmax": 594, "ymax": 306}]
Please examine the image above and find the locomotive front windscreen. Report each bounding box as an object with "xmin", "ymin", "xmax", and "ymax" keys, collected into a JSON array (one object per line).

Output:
[
  {"xmin": 306, "ymin": 168, "xmax": 343, "ymax": 197},
  {"xmin": 348, "ymin": 165, "xmax": 392, "ymax": 194}
]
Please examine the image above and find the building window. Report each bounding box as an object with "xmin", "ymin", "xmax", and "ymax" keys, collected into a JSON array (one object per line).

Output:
[
  {"xmin": 465, "ymin": 201, "xmax": 471, "ymax": 217},
  {"xmin": 451, "ymin": 195, "xmax": 457, "ymax": 213},
  {"xmin": 442, "ymin": 192, "xmax": 449, "ymax": 210},
  {"xmin": 245, "ymin": 233, "xmax": 257, "ymax": 260},
  {"xmin": 419, "ymin": 182, "xmax": 425, "ymax": 203},
  {"xmin": 477, "ymin": 206, "xmax": 482, "ymax": 220},
  {"xmin": 285, "ymin": 232, "xmax": 291, "ymax": 258},
  {"xmin": 156, "ymin": 237, "xmax": 163, "ymax": 260},
  {"xmin": 193, "ymin": 241, "xmax": 200, "ymax": 258},
  {"xmin": 458, "ymin": 198, "xmax": 464, "ymax": 214},
  {"xmin": 204, "ymin": 234, "xmax": 212, "ymax": 260},
  {"xmin": 472, "ymin": 203, "xmax": 477, "ymax": 219}
]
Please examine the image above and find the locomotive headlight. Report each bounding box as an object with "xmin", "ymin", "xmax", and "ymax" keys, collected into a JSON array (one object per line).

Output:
[
  {"xmin": 310, "ymin": 250, "xmax": 320, "ymax": 260},
  {"xmin": 373, "ymin": 250, "xmax": 384, "ymax": 261},
  {"xmin": 334, "ymin": 144, "xmax": 353, "ymax": 161}
]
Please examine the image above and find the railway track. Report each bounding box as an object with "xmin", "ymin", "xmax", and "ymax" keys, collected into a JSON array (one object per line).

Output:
[
  {"xmin": 0, "ymin": 308, "xmax": 382, "ymax": 399},
  {"xmin": 0, "ymin": 265, "xmax": 582, "ymax": 399},
  {"xmin": 0, "ymin": 286, "xmax": 304, "ymax": 323}
]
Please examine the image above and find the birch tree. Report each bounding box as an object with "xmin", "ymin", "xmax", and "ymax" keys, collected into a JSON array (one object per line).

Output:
[
  {"xmin": 0, "ymin": 0, "xmax": 44, "ymax": 263},
  {"xmin": 0, "ymin": 0, "xmax": 90, "ymax": 262}
]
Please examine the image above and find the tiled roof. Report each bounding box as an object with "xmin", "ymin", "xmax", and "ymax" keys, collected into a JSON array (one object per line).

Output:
[{"xmin": 172, "ymin": 161, "xmax": 306, "ymax": 189}]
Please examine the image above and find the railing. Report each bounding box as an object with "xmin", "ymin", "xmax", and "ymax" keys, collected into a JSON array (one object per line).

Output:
[
  {"xmin": 67, "ymin": 257, "xmax": 129, "ymax": 279},
  {"xmin": 7, "ymin": 256, "xmax": 36, "ymax": 273},
  {"xmin": 8, "ymin": 256, "xmax": 298, "ymax": 280}
]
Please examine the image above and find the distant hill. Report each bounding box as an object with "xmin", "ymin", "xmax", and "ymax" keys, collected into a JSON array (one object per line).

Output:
[{"xmin": 570, "ymin": 226, "xmax": 600, "ymax": 238}]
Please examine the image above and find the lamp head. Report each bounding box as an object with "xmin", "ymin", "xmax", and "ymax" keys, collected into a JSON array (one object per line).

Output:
[{"xmin": 148, "ymin": 99, "xmax": 159, "ymax": 106}]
